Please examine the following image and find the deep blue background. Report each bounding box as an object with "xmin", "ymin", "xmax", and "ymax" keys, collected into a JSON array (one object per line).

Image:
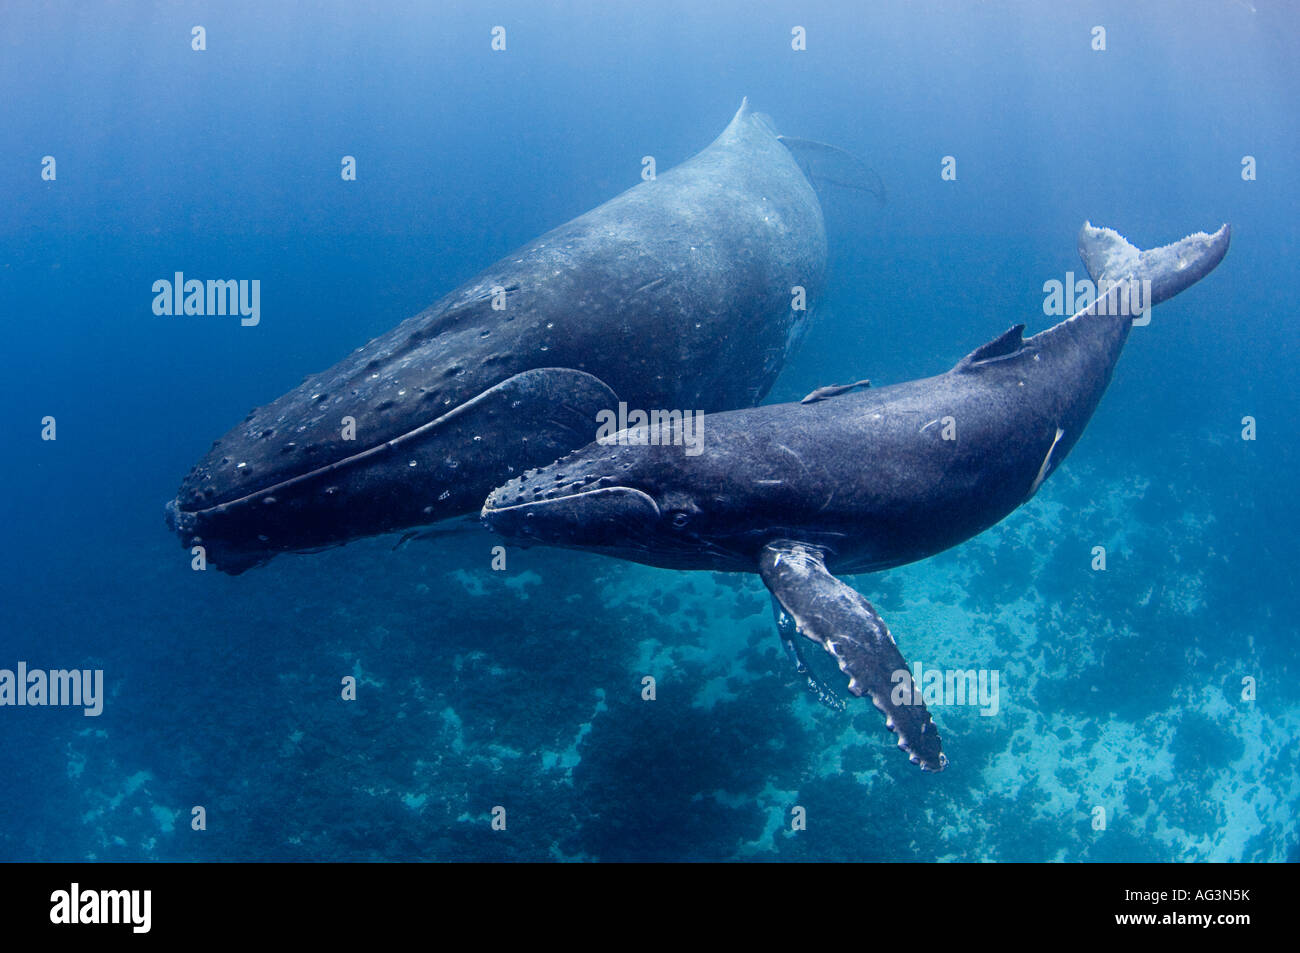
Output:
[{"xmin": 0, "ymin": 0, "xmax": 1294, "ymax": 861}]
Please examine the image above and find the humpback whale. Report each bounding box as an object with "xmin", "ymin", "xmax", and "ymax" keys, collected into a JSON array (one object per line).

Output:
[
  {"xmin": 165, "ymin": 100, "xmax": 835, "ymax": 573},
  {"xmin": 482, "ymin": 222, "xmax": 1231, "ymax": 771}
]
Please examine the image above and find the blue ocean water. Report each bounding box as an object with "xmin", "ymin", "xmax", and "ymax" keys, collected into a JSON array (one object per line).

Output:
[{"xmin": 0, "ymin": 0, "xmax": 1295, "ymax": 861}]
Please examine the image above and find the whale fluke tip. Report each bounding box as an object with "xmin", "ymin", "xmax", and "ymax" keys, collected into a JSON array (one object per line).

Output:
[{"xmin": 1078, "ymin": 221, "xmax": 1231, "ymax": 309}]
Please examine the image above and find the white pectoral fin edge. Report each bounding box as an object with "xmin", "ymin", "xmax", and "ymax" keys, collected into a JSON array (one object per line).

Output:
[{"xmin": 757, "ymin": 541, "xmax": 947, "ymax": 772}]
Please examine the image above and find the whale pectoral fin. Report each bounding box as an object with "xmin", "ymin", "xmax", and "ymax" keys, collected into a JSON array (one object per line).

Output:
[
  {"xmin": 1025, "ymin": 427, "xmax": 1066, "ymax": 502},
  {"xmin": 758, "ymin": 542, "xmax": 947, "ymax": 772},
  {"xmin": 397, "ymin": 368, "xmax": 619, "ymax": 514},
  {"xmin": 392, "ymin": 514, "xmax": 483, "ymax": 550},
  {"xmin": 772, "ymin": 595, "xmax": 847, "ymax": 712},
  {"xmin": 777, "ymin": 136, "xmax": 887, "ymax": 206},
  {"xmin": 463, "ymin": 367, "xmax": 619, "ymax": 454}
]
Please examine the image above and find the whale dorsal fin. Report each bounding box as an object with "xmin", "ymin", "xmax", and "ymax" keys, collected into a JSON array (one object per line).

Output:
[
  {"xmin": 955, "ymin": 324, "xmax": 1026, "ymax": 371},
  {"xmin": 758, "ymin": 541, "xmax": 946, "ymax": 772}
]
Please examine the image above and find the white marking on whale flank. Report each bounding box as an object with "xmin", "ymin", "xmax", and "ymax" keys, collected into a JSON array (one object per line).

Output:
[{"xmin": 1026, "ymin": 427, "xmax": 1066, "ymax": 501}]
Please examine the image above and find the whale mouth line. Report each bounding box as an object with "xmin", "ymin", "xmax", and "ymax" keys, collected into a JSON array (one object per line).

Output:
[{"xmin": 177, "ymin": 379, "xmax": 514, "ymax": 518}]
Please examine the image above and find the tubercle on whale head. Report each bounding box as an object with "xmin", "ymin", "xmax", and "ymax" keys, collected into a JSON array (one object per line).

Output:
[
  {"xmin": 163, "ymin": 499, "xmax": 273, "ymax": 575},
  {"xmin": 163, "ymin": 492, "xmax": 307, "ymax": 574},
  {"xmin": 480, "ymin": 445, "xmax": 664, "ymax": 549}
]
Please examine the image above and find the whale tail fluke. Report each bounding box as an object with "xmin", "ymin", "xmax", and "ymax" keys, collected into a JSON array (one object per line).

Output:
[{"xmin": 1078, "ymin": 222, "xmax": 1231, "ymax": 310}]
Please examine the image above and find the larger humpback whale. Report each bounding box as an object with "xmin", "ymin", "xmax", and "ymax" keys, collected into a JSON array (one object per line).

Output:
[
  {"xmin": 165, "ymin": 100, "xmax": 841, "ymax": 573},
  {"xmin": 482, "ymin": 222, "xmax": 1231, "ymax": 771}
]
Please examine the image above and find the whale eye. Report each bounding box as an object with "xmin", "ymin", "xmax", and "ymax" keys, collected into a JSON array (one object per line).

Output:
[{"xmin": 670, "ymin": 511, "xmax": 691, "ymax": 530}]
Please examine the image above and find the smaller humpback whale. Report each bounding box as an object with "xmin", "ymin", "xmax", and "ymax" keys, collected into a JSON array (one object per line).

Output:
[{"xmin": 482, "ymin": 222, "xmax": 1230, "ymax": 771}]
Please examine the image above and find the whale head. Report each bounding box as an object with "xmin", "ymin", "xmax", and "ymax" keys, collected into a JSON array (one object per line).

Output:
[
  {"xmin": 165, "ymin": 365, "xmax": 620, "ymax": 574},
  {"xmin": 481, "ymin": 417, "xmax": 808, "ymax": 572}
]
